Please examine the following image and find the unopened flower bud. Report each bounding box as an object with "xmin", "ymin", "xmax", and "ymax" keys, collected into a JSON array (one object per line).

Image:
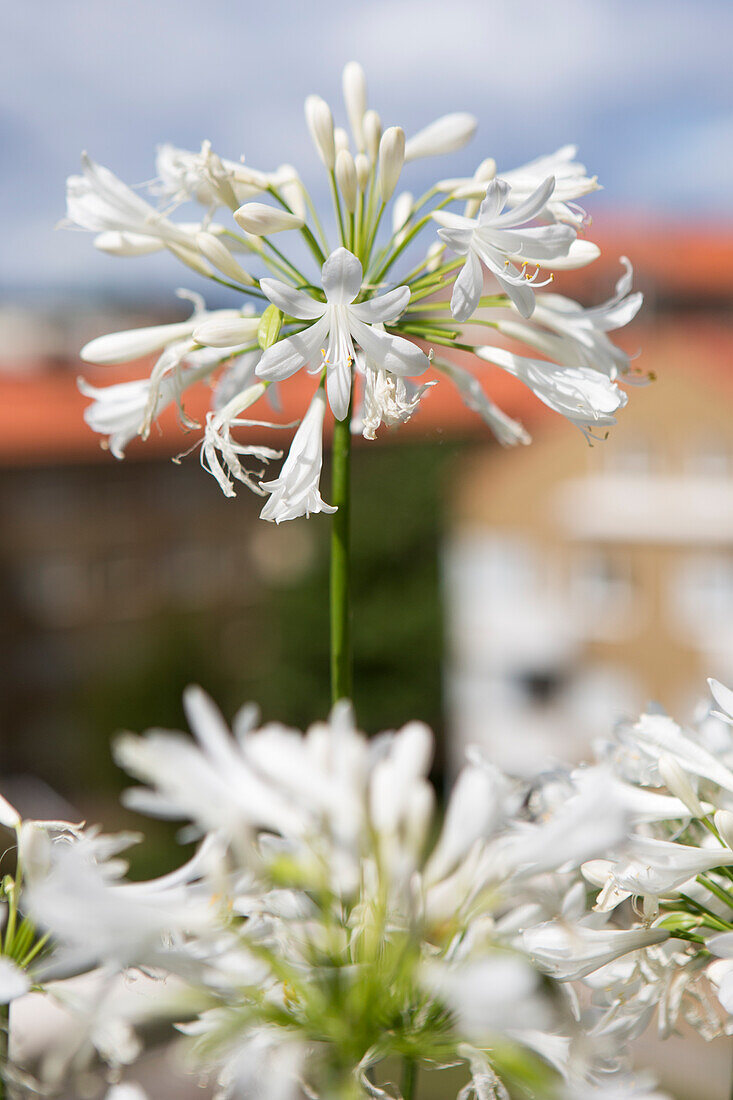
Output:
[
  {"xmin": 334, "ymin": 127, "xmax": 349, "ymax": 156},
  {"xmin": 193, "ymin": 314, "xmax": 261, "ymax": 348},
  {"xmin": 93, "ymin": 231, "xmax": 163, "ymax": 257},
  {"xmin": 0, "ymin": 793, "xmax": 19, "ymax": 830},
  {"xmin": 392, "ymin": 191, "xmax": 413, "ymax": 235},
  {"xmin": 425, "ymin": 241, "xmax": 444, "ymax": 272},
  {"xmin": 404, "ymin": 112, "xmax": 477, "ymax": 162},
  {"xmin": 196, "ymin": 232, "xmax": 255, "ymax": 285},
  {"xmin": 336, "ymin": 149, "xmax": 357, "ymax": 213},
  {"xmin": 166, "ymin": 242, "xmax": 212, "ymax": 277},
  {"xmin": 715, "ymin": 810, "xmax": 733, "ymax": 851},
  {"xmin": 378, "ymin": 126, "xmax": 405, "ymax": 202},
  {"xmin": 355, "ymin": 154, "xmax": 370, "ymax": 192},
  {"xmin": 233, "ymin": 203, "xmax": 304, "ymax": 236},
  {"xmin": 343, "ymin": 61, "xmax": 367, "ymax": 152},
  {"xmin": 475, "ymin": 157, "xmax": 497, "ymax": 183},
  {"xmin": 363, "ymin": 109, "xmax": 382, "ymax": 162},
  {"xmin": 304, "ymin": 94, "xmax": 335, "ymax": 170},
  {"xmin": 658, "ymin": 753, "xmax": 704, "ymax": 818},
  {"xmin": 275, "ymin": 165, "xmax": 307, "ymax": 220}
]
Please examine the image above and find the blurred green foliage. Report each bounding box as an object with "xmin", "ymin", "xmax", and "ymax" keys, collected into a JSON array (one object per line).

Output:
[{"xmin": 69, "ymin": 438, "xmax": 461, "ymax": 874}]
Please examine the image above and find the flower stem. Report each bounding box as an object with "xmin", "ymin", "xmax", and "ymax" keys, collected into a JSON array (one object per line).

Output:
[
  {"xmin": 402, "ymin": 1057, "xmax": 417, "ymax": 1100},
  {"xmin": 330, "ymin": 391, "xmax": 353, "ymax": 705}
]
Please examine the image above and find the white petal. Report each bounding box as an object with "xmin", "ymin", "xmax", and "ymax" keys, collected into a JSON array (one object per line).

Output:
[
  {"xmin": 494, "ymin": 176, "xmax": 556, "ymax": 226},
  {"xmin": 256, "ymin": 315, "xmax": 331, "ymax": 381},
  {"xmin": 450, "ymin": 251, "xmax": 484, "ymax": 321},
  {"xmin": 477, "ymin": 179, "xmax": 511, "ymax": 222},
  {"xmin": 526, "ymin": 238, "xmax": 600, "ymax": 270},
  {"xmin": 350, "ymin": 318, "xmax": 428, "ymax": 377},
  {"xmin": 327, "ymin": 358, "xmax": 352, "ymax": 421},
  {"xmin": 0, "ymin": 958, "xmax": 30, "ymax": 1003},
  {"xmin": 710, "ymin": 678, "xmax": 733, "ymax": 721},
  {"xmin": 260, "ymin": 279, "xmax": 326, "ymax": 320},
  {"xmin": 350, "ymin": 285, "xmax": 410, "ymax": 324},
  {"xmin": 321, "ymin": 248, "xmax": 363, "ymax": 305},
  {"xmin": 0, "ymin": 792, "xmax": 20, "ymax": 829}
]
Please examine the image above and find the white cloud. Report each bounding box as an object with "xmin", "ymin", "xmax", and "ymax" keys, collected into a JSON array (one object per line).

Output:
[{"xmin": 3, "ymin": 0, "xmax": 732, "ymax": 292}]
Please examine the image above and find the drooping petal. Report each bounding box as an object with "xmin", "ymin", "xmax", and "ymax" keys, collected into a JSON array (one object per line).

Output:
[
  {"xmin": 350, "ymin": 318, "xmax": 429, "ymax": 377},
  {"xmin": 350, "ymin": 285, "xmax": 410, "ymax": 324},
  {"xmin": 450, "ymin": 250, "xmax": 484, "ymax": 321},
  {"xmin": 494, "ymin": 269, "xmax": 536, "ymax": 319},
  {"xmin": 260, "ymin": 279, "xmax": 327, "ymax": 321},
  {"xmin": 327, "ymin": 357, "xmax": 353, "ymax": 422},
  {"xmin": 256, "ymin": 315, "xmax": 331, "ymax": 381},
  {"xmin": 321, "ymin": 247, "xmax": 363, "ymax": 305},
  {"xmin": 526, "ymin": 239, "xmax": 600, "ymax": 270}
]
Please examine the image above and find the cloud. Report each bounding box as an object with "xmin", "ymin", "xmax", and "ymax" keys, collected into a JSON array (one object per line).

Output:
[{"xmin": 3, "ymin": 0, "xmax": 731, "ymax": 294}]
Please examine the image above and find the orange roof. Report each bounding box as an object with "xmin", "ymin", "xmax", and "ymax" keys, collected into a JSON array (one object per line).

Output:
[{"xmin": 2, "ymin": 317, "xmax": 732, "ymax": 468}]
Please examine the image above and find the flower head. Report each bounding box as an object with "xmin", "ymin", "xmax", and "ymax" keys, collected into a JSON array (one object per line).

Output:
[{"xmin": 256, "ymin": 247, "xmax": 428, "ymax": 420}]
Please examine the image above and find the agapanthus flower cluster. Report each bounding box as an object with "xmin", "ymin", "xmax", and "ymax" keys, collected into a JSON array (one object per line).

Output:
[
  {"xmin": 69, "ymin": 62, "xmax": 643, "ymax": 520},
  {"xmin": 542, "ymin": 677, "xmax": 733, "ymax": 1048},
  {"xmin": 0, "ymin": 693, "xmax": 673, "ymax": 1099}
]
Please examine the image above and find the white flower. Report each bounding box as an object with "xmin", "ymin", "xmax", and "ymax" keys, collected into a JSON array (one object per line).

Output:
[
  {"xmin": 501, "ymin": 767, "xmax": 630, "ymax": 880},
  {"xmin": 423, "ymin": 955, "xmax": 550, "ymax": 1040},
  {"xmin": 434, "ymin": 177, "xmax": 576, "ymax": 320},
  {"xmin": 359, "ymin": 366, "xmax": 434, "ymax": 440},
  {"xmin": 66, "ymin": 154, "xmax": 192, "ymax": 248},
  {"xmin": 500, "ymin": 145, "xmax": 601, "ymax": 228},
  {"xmin": 498, "ymin": 259, "xmax": 643, "ymax": 379},
  {"xmin": 522, "ymin": 923, "xmax": 669, "ymax": 982},
  {"xmin": 256, "ymin": 247, "xmax": 428, "ymax": 420},
  {"xmin": 23, "ymin": 831, "xmax": 215, "ymax": 977},
  {"xmin": 77, "ymin": 374, "xmax": 179, "ymax": 459},
  {"xmin": 153, "ymin": 141, "xmax": 273, "ymax": 211},
  {"xmin": 477, "ymin": 346, "xmax": 627, "ymax": 439},
  {"xmin": 598, "ymin": 836, "xmax": 733, "ymax": 900},
  {"xmin": 260, "ymin": 389, "xmax": 336, "ymax": 523},
  {"xmin": 618, "ymin": 711, "xmax": 733, "ymax": 794},
  {"xmin": 201, "ymin": 383, "xmax": 283, "ymax": 498}
]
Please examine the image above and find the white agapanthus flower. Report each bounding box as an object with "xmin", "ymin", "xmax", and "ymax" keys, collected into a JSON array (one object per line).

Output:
[
  {"xmin": 500, "ymin": 145, "xmax": 601, "ymax": 228},
  {"xmin": 497, "ymin": 258, "xmax": 644, "ymax": 379},
  {"xmin": 477, "ymin": 346, "xmax": 628, "ymax": 440},
  {"xmin": 434, "ymin": 177, "xmax": 577, "ymax": 320},
  {"xmin": 256, "ymin": 246, "xmax": 428, "ymax": 420},
  {"xmin": 260, "ymin": 388, "xmax": 336, "ymax": 522}
]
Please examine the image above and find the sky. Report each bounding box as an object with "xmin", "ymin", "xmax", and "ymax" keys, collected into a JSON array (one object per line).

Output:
[{"xmin": 3, "ymin": 0, "xmax": 731, "ymax": 301}]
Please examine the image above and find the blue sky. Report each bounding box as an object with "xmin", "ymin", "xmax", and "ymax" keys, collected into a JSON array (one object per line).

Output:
[{"xmin": 3, "ymin": 0, "xmax": 731, "ymax": 300}]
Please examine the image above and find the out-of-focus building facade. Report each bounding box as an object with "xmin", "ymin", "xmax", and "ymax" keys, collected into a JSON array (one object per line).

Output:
[{"xmin": 444, "ymin": 221, "xmax": 733, "ymax": 772}]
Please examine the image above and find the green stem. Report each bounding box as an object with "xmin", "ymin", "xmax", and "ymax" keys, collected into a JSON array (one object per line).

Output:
[
  {"xmin": 402, "ymin": 1057, "xmax": 417, "ymax": 1100},
  {"xmin": 330, "ymin": 390, "xmax": 353, "ymax": 704}
]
